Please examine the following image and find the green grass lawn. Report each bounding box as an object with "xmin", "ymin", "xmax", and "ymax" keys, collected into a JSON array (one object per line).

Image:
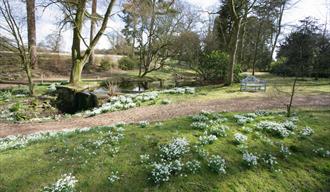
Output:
[{"xmin": 1, "ymin": 109, "xmax": 329, "ymax": 191}]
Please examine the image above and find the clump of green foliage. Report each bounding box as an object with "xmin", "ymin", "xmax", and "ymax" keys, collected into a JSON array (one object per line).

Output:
[
  {"xmin": 100, "ymin": 58, "xmax": 115, "ymax": 71},
  {"xmin": 196, "ymin": 51, "xmax": 241, "ymax": 82},
  {"xmin": 118, "ymin": 56, "xmax": 138, "ymax": 70}
]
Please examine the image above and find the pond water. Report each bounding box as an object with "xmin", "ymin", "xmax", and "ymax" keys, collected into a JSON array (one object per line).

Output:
[{"xmin": 102, "ymin": 79, "xmax": 200, "ymax": 93}]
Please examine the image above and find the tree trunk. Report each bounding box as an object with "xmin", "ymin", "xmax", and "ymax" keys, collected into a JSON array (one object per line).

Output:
[
  {"xmin": 287, "ymin": 76, "xmax": 297, "ymax": 117},
  {"xmin": 69, "ymin": 0, "xmax": 115, "ymax": 85},
  {"xmin": 226, "ymin": 18, "xmax": 242, "ymax": 85},
  {"xmin": 88, "ymin": 0, "xmax": 97, "ymax": 69},
  {"xmin": 142, "ymin": 0, "xmax": 156, "ymax": 77},
  {"xmin": 26, "ymin": 0, "xmax": 37, "ymax": 69},
  {"xmin": 69, "ymin": 2, "xmax": 85, "ymax": 85},
  {"xmin": 252, "ymin": 22, "xmax": 263, "ymax": 76},
  {"xmin": 25, "ymin": 61, "xmax": 35, "ymax": 96},
  {"xmin": 131, "ymin": 13, "xmax": 137, "ymax": 57},
  {"xmin": 70, "ymin": 59, "xmax": 84, "ymax": 85},
  {"xmin": 238, "ymin": 22, "xmax": 246, "ymax": 64}
]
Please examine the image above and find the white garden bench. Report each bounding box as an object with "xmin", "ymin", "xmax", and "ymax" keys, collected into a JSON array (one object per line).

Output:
[{"xmin": 240, "ymin": 76, "xmax": 266, "ymax": 92}]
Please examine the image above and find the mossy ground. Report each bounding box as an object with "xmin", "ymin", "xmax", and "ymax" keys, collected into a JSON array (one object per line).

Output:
[{"xmin": 0, "ymin": 109, "xmax": 329, "ymax": 192}]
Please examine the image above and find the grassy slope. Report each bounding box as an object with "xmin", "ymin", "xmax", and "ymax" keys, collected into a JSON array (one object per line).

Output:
[{"xmin": 0, "ymin": 109, "xmax": 329, "ymax": 192}]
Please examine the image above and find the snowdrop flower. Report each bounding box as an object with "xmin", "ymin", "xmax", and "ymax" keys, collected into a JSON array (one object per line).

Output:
[
  {"xmin": 198, "ymin": 132, "xmax": 217, "ymax": 145},
  {"xmin": 108, "ymin": 171, "xmax": 120, "ymax": 184},
  {"xmin": 234, "ymin": 133, "xmax": 247, "ymax": 144},
  {"xmin": 159, "ymin": 138, "xmax": 189, "ymax": 160},
  {"xmin": 243, "ymin": 152, "xmax": 258, "ymax": 166},
  {"xmin": 300, "ymin": 127, "xmax": 314, "ymax": 137},
  {"xmin": 207, "ymin": 155, "xmax": 226, "ymax": 174},
  {"xmin": 42, "ymin": 173, "xmax": 77, "ymax": 192}
]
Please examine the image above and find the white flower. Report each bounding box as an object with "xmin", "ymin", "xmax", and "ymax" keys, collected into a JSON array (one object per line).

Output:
[
  {"xmin": 139, "ymin": 121, "xmax": 149, "ymax": 128},
  {"xmin": 262, "ymin": 154, "xmax": 278, "ymax": 169},
  {"xmin": 300, "ymin": 127, "xmax": 314, "ymax": 137},
  {"xmin": 159, "ymin": 138, "xmax": 189, "ymax": 160},
  {"xmin": 191, "ymin": 122, "xmax": 209, "ymax": 130},
  {"xmin": 234, "ymin": 133, "xmax": 247, "ymax": 144},
  {"xmin": 140, "ymin": 154, "xmax": 150, "ymax": 164},
  {"xmin": 243, "ymin": 152, "xmax": 258, "ymax": 166},
  {"xmin": 209, "ymin": 125, "xmax": 229, "ymax": 137},
  {"xmin": 279, "ymin": 144, "xmax": 291, "ymax": 158},
  {"xmin": 313, "ymin": 147, "xmax": 330, "ymax": 158},
  {"xmin": 256, "ymin": 121, "xmax": 292, "ymax": 138},
  {"xmin": 150, "ymin": 162, "xmax": 172, "ymax": 183},
  {"xmin": 198, "ymin": 132, "xmax": 217, "ymax": 145},
  {"xmin": 207, "ymin": 155, "xmax": 226, "ymax": 174},
  {"xmin": 42, "ymin": 173, "xmax": 77, "ymax": 192},
  {"xmin": 108, "ymin": 171, "xmax": 120, "ymax": 184},
  {"xmin": 185, "ymin": 160, "xmax": 201, "ymax": 173},
  {"xmin": 233, "ymin": 114, "xmax": 255, "ymax": 125}
]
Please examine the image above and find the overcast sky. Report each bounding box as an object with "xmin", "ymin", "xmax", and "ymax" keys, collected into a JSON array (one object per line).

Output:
[{"xmin": 35, "ymin": 0, "xmax": 330, "ymax": 52}]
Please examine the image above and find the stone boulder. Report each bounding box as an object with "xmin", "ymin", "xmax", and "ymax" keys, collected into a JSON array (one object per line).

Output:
[{"xmin": 56, "ymin": 86, "xmax": 98, "ymax": 114}]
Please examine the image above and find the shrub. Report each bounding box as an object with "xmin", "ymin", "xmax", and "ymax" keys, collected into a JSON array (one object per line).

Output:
[
  {"xmin": 0, "ymin": 90, "xmax": 12, "ymax": 101},
  {"xmin": 9, "ymin": 103, "xmax": 22, "ymax": 112},
  {"xmin": 198, "ymin": 51, "xmax": 228, "ymax": 82},
  {"xmin": 118, "ymin": 56, "xmax": 138, "ymax": 70},
  {"xmin": 100, "ymin": 58, "xmax": 115, "ymax": 71},
  {"xmin": 207, "ymin": 155, "xmax": 226, "ymax": 174},
  {"xmin": 161, "ymin": 99, "xmax": 171, "ymax": 105}
]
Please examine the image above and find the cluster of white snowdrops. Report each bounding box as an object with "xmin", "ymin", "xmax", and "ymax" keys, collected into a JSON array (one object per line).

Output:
[
  {"xmin": 0, "ymin": 121, "xmax": 128, "ymax": 151},
  {"xmin": 42, "ymin": 173, "xmax": 78, "ymax": 192},
  {"xmin": 84, "ymin": 87, "xmax": 195, "ymax": 117}
]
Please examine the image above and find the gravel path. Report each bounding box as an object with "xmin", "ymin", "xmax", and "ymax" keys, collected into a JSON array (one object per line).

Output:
[{"xmin": 0, "ymin": 95, "xmax": 329, "ymax": 137}]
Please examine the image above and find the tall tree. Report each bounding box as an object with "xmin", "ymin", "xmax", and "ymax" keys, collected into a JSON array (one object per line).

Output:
[
  {"xmin": 26, "ymin": 0, "xmax": 37, "ymax": 69},
  {"xmin": 225, "ymin": 0, "xmax": 256, "ymax": 85}
]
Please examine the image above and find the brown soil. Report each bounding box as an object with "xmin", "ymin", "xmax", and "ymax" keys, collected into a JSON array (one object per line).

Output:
[{"xmin": 0, "ymin": 95, "xmax": 329, "ymax": 137}]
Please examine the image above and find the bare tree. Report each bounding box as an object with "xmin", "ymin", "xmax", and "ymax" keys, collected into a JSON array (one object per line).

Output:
[{"xmin": 0, "ymin": 0, "xmax": 34, "ymax": 95}]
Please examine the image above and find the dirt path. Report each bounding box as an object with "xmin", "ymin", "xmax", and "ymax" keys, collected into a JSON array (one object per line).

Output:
[{"xmin": 0, "ymin": 95, "xmax": 329, "ymax": 137}]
